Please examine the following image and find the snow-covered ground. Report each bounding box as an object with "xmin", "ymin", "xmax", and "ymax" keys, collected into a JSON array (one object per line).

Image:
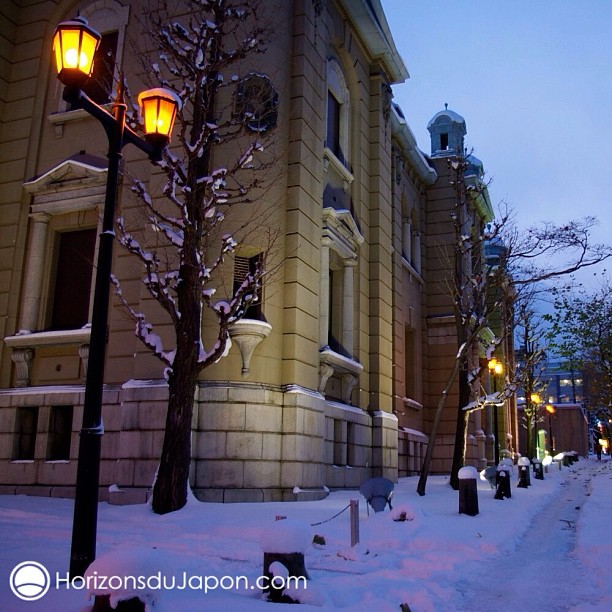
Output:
[{"xmin": 1, "ymin": 456, "xmax": 610, "ymax": 611}]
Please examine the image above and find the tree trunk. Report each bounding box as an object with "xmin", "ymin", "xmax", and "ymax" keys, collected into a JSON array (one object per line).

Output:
[
  {"xmin": 152, "ymin": 249, "xmax": 201, "ymax": 515},
  {"xmin": 151, "ymin": 365, "xmax": 198, "ymax": 514},
  {"xmin": 450, "ymin": 367, "xmax": 471, "ymax": 489}
]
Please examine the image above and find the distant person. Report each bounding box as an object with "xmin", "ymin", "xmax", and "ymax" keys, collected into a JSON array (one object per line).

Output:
[{"xmin": 595, "ymin": 442, "xmax": 602, "ymax": 460}]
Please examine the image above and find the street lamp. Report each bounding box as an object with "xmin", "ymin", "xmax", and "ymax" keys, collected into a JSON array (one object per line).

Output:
[
  {"xmin": 53, "ymin": 16, "xmax": 179, "ymax": 578},
  {"xmin": 488, "ymin": 358, "xmax": 504, "ymax": 465},
  {"xmin": 545, "ymin": 404, "xmax": 556, "ymax": 454}
]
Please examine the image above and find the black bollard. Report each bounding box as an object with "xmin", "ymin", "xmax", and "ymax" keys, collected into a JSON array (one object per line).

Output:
[
  {"xmin": 494, "ymin": 467, "xmax": 512, "ymax": 500},
  {"xmin": 517, "ymin": 457, "xmax": 531, "ymax": 488},
  {"xmin": 532, "ymin": 458, "xmax": 544, "ymax": 480},
  {"xmin": 458, "ymin": 466, "xmax": 479, "ymax": 516},
  {"xmin": 260, "ymin": 519, "xmax": 310, "ymax": 604}
]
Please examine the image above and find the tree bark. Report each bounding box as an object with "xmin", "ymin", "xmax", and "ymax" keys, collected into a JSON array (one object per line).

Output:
[
  {"xmin": 450, "ymin": 367, "xmax": 472, "ymax": 489},
  {"xmin": 151, "ymin": 366, "xmax": 198, "ymax": 514}
]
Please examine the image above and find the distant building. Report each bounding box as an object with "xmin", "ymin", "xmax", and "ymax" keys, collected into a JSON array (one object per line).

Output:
[
  {"xmin": 0, "ymin": 0, "xmax": 514, "ymax": 503},
  {"xmin": 516, "ymin": 358, "xmax": 589, "ymax": 456}
]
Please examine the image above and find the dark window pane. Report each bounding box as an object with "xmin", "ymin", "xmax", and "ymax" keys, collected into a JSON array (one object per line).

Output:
[
  {"xmin": 233, "ymin": 254, "xmax": 264, "ymax": 320},
  {"xmin": 12, "ymin": 407, "xmax": 38, "ymax": 460},
  {"xmin": 327, "ymin": 91, "xmax": 341, "ymax": 158},
  {"xmin": 67, "ymin": 31, "xmax": 118, "ymax": 107},
  {"xmin": 47, "ymin": 406, "xmax": 73, "ymax": 461},
  {"xmin": 50, "ymin": 228, "xmax": 96, "ymax": 330}
]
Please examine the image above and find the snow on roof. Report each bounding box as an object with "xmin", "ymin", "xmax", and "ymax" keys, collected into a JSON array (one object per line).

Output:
[{"xmin": 427, "ymin": 108, "xmax": 466, "ymax": 128}]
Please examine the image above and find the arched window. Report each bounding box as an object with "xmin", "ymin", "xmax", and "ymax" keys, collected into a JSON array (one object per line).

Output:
[{"xmin": 326, "ymin": 59, "xmax": 349, "ymax": 166}]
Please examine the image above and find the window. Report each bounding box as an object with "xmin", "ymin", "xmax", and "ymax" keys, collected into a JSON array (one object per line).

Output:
[
  {"xmin": 233, "ymin": 253, "xmax": 264, "ymax": 320},
  {"xmin": 235, "ymin": 73, "xmax": 278, "ymax": 132},
  {"xmin": 404, "ymin": 328, "xmax": 416, "ymax": 399},
  {"xmin": 12, "ymin": 407, "xmax": 39, "ymax": 460},
  {"xmin": 47, "ymin": 406, "xmax": 73, "ymax": 461},
  {"xmin": 49, "ymin": 229, "xmax": 97, "ymax": 330},
  {"xmin": 326, "ymin": 59, "xmax": 349, "ymax": 166},
  {"xmin": 82, "ymin": 31, "xmax": 118, "ymax": 105},
  {"xmin": 328, "ymin": 263, "xmax": 351, "ymax": 358},
  {"xmin": 326, "ymin": 91, "xmax": 341, "ymax": 158},
  {"xmin": 440, "ymin": 133, "xmax": 449, "ymax": 150},
  {"xmin": 58, "ymin": 1, "xmax": 130, "ymax": 114}
]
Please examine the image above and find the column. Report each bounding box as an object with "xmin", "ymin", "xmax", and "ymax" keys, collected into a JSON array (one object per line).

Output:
[
  {"xmin": 413, "ymin": 231, "xmax": 421, "ymax": 272},
  {"xmin": 19, "ymin": 213, "xmax": 50, "ymax": 332},
  {"xmin": 342, "ymin": 259, "xmax": 355, "ymax": 355},
  {"xmin": 319, "ymin": 241, "xmax": 330, "ymax": 347}
]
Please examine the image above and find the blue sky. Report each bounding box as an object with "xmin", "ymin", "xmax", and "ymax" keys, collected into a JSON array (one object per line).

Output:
[{"xmin": 380, "ymin": 1, "xmax": 611, "ymax": 287}]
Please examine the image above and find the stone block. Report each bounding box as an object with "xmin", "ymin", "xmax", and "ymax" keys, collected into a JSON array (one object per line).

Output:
[
  {"xmin": 132, "ymin": 460, "xmax": 158, "ymax": 488},
  {"xmin": 38, "ymin": 461, "xmax": 76, "ymax": 485},
  {"xmin": 280, "ymin": 462, "xmax": 303, "ymax": 488},
  {"xmin": 199, "ymin": 403, "xmax": 246, "ymax": 431},
  {"xmin": 199, "ymin": 459, "xmax": 244, "ymax": 488},
  {"xmin": 15, "ymin": 485, "xmax": 51, "ymax": 496},
  {"xmin": 108, "ymin": 487, "xmax": 149, "ymax": 506},
  {"xmin": 120, "ymin": 403, "xmax": 140, "ymax": 430},
  {"xmin": 228, "ymin": 386, "xmax": 266, "ymax": 404},
  {"xmin": 50, "ymin": 486, "xmax": 76, "ymax": 499},
  {"xmin": 244, "ymin": 460, "xmax": 280, "ymax": 488},
  {"xmin": 119, "ymin": 430, "xmax": 164, "ymax": 459},
  {"xmin": 261, "ymin": 433, "xmax": 282, "ymax": 460},
  {"xmin": 111, "ymin": 460, "xmax": 135, "ymax": 487},
  {"xmin": 193, "ymin": 488, "xmax": 224, "ymax": 503},
  {"xmin": 226, "ymin": 431, "xmax": 263, "ymax": 460},
  {"xmin": 245, "ymin": 404, "xmax": 281, "ymax": 432},
  {"xmin": 194, "ymin": 431, "xmax": 226, "ymax": 459},
  {"xmin": 223, "ymin": 488, "xmax": 264, "ymax": 503}
]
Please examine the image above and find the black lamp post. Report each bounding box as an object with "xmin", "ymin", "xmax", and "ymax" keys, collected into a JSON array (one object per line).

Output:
[
  {"xmin": 530, "ymin": 393, "xmax": 541, "ymax": 459},
  {"xmin": 488, "ymin": 358, "xmax": 504, "ymax": 465},
  {"xmin": 52, "ymin": 16, "xmax": 179, "ymax": 578},
  {"xmin": 546, "ymin": 404, "xmax": 556, "ymax": 454}
]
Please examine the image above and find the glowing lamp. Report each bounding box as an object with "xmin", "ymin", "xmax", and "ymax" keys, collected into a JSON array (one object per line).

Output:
[
  {"xmin": 545, "ymin": 404, "xmax": 556, "ymax": 415},
  {"xmin": 530, "ymin": 393, "xmax": 541, "ymax": 404},
  {"xmin": 487, "ymin": 358, "xmax": 503, "ymax": 375},
  {"xmin": 138, "ymin": 88, "xmax": 181, "ymax": 148},
  {"xmin": 53, "ymin": 17, "xmax": 101, "ymax": 88}
]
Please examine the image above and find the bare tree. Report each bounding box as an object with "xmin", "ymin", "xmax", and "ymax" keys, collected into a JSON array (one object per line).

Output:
[
  {"xmin": 513, "ymin": 299, "xmax": 549, "ymax": 459},
  {"xmin": 545, "ymin": 273, "xmax": 612, "ymax": 428},
  {"xmin": 418, "ymin": 152, "xmax": 611, "ymax": 495},
  {"xmin": 112, "ymin": 0, "xmax": 280, "ymax": 514}
]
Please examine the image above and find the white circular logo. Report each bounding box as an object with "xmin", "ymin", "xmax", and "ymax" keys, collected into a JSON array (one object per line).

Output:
[{"xmin": 9, "ymin": 561, "xmax": 51, "ymax": 601}]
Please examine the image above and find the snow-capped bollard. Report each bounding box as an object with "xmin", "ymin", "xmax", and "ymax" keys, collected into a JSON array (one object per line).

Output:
[
  {"xmin": 517, "ymin": 457, "xmax": 531, "ymax": 488},
  {"xmin": 458, "ymin": 466, "xmax": 479, "ymax": 516},
  {"xmin": 532, "ymin": 457, "xmax": 544, "ymax": 480},
  {"xmin": 494, "ymin": 464, "xmax": 512, "ymax": 500},
  {"xmin": 554, "ymin": 452, "xmax": 565, "ymax": 469},
  {"xmin": 260, "ymin": 519, "xmax": 310, "ymax": 603}
]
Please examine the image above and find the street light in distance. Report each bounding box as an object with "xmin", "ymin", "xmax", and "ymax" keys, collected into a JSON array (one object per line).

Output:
[{"xmin": 487, "ymin": 358, "xmax": 504, "ymax": 465}]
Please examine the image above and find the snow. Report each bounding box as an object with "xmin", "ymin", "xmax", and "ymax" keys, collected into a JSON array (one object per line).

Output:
[
  {"xmin": 1, "ymin": 457, "xmax": 611, "ymax": 611},
  {"xmin": 259, "ymin": 519, "xmax": 312, "ymax": 554}
]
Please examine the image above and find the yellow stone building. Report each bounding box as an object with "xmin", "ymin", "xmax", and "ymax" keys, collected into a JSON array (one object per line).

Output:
[{"xmin": 0, "ymin": 0, "xmax": 513, "ymax": 503}]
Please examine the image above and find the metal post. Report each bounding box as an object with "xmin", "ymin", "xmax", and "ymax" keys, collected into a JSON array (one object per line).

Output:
[
  {"xmin": 493, "ymin": 377, "xmax": 499, "ymax": 465},
  {"xmin": 350, "ymin": 499, "xmax": 359, "ymax": 546},
  {"xmin": 69, "ymin": 90, "xmax": 126, "ymax": 579}
]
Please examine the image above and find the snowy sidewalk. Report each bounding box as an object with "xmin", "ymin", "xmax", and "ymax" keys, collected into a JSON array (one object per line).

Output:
[{"xmin": 455, "ymin": 460, "xmax": 608, "ymax": 612}]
